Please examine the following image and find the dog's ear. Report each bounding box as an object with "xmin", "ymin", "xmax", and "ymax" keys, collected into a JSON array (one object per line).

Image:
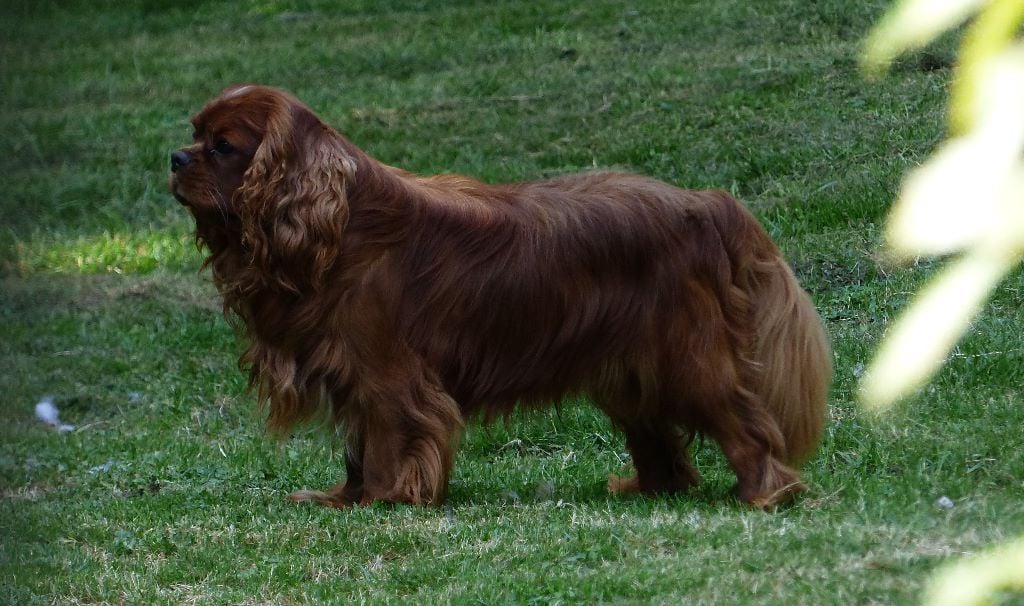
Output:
[{"xmin": 235, "ymin": 95, "xmax": 356, "ymax": 292}]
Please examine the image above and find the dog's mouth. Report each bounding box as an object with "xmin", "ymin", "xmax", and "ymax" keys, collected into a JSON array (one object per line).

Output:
[
  {"xmin": 172, "ymin": 191, "xmax": 192, "ymax": 207},
  {"xmin": 168, "ymin": 176, "xmax": 193, "ymax": 207}
]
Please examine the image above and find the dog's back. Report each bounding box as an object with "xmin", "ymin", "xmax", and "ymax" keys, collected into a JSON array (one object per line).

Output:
[{"xmin": 399, "ymin": 174, "xmax": 829, "ymax": 446}]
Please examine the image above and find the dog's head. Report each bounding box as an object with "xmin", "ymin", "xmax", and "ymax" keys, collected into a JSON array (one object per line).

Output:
[{"xmin": 169, "ymin": 85, "xmax": 356, "ymax": 290}]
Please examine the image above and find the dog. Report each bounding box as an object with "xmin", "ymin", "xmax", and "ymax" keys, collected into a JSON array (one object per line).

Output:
[{"xmin": 169, "ymin": 84, "xmax": 831, "ymax": 509}]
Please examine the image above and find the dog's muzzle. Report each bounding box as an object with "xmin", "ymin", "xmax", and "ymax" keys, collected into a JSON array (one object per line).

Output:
[{"xmin": 170, "ymin": 150, "xmax": 192, "ymax": 173}]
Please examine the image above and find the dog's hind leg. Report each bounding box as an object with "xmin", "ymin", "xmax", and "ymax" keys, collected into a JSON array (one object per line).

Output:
[
  {"xmin": 607, "ymin": 421, "xmax": 701, "ymax": 496},
  {"xmin": 698, "ymin": 385, "xmax": 806, "ymax": 509},
  {"xmin": 664, "ymin": 306, "xmax": 807, "ymax": 508}
]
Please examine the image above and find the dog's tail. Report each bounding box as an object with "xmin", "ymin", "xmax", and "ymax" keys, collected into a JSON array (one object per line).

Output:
[
  {"xmin": 748, "ymin": 250, "xmax": 831, "ymax": 465},
  {"xmin": 710, "ymin": 192, "xmax": 832, "ymax": 465}
]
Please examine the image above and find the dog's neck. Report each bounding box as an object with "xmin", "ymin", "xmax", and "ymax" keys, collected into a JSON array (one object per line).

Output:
[{"xmin": 339, "ymin": 143, "xmax": 504, "ymax": 250}]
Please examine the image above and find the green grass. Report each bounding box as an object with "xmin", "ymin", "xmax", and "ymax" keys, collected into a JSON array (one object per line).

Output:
[{"xmin": 2, "ymin": 0, "xmax": 1023, "ymax": 603}]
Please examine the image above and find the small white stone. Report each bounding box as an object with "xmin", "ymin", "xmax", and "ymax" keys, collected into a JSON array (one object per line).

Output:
[{"xmin": 936, "ymin": 495, "xmax": 955, "ymax": 509}]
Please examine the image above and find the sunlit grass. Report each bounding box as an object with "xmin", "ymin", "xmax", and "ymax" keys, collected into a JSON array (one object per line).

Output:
[{"xmin": 12, "ymin": 229, "xmax": 202, "ymax": 275}]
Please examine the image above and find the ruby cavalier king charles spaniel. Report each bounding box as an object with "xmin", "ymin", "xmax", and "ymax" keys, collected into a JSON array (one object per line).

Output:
[{"xmin": 169, "ymin": 85, "xmax": 831, "ymax": 509}]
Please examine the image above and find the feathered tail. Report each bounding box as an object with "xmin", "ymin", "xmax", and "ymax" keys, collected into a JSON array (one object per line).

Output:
[
  {"xmin": 711, "ymin": 192, "xmax": 832, "ymax": 466},
  {"xmin": 748, "ymin": 257, "xmax": 831, "ymax": 464}
]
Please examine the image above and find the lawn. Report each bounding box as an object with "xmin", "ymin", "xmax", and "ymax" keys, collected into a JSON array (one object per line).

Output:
[{"xmin": 2, "ymin": 0, "xmax": 1023, "ymax": 604}]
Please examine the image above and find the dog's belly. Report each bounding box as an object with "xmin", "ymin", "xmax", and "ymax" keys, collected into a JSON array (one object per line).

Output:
[{"xmin": 414, "ymin": 274, "xmax": 662, "ymax": 414}]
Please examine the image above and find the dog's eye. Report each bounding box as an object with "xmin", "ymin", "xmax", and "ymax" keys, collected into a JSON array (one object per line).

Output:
[{"xmin": 212, "ymin": 139, "xmax": 235, "ymax": 155}]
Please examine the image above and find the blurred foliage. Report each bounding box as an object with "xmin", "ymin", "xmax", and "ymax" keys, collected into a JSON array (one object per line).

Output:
[
  {"xmin": 860, "ymin": 0, "xmax": 1024, "ymax": 604},
  {"xmin": 860, "ymin": 0, "xmax": 1024, "ymax": 409}
]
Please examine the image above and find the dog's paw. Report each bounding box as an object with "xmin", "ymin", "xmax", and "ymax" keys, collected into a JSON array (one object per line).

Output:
[
  {"xmin": 606, "ymin": 474, "xmax": 641, "ymax": 495},
  {"xmin": 740, "ymin": 480, "xmax": 808, "ymax": 511},
  {"xmin": 287, "ymin": 488, "xmax": 354, "ymax": 508}
]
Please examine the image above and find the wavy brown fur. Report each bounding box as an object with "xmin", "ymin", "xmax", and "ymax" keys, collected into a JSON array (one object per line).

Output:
[{"xmin": 169, "ymin": 85, "xmax": 831, "ymax": 509}]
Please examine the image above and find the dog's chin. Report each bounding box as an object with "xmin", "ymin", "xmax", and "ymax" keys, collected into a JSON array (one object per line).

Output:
[
  {"xmin": 171, "ymin": 187, "xmax": 236, "ymax": 221},
  {"xmin": 169, "ymin": 183, "xmax": 219, "ymax": 215},
  {"xmin": 168, "ymin": 178, "xmax": 192, "ymax": 207}
]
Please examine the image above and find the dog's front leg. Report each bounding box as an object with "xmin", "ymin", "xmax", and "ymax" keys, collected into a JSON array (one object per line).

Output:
[
  {"xmin": 288, "ymin": 426, "xmax": 365, "ymax": 508},
  {"xmin": 355, "ymin": 373, "xmax": 464, "ymax": 506},
  {"xmin": 291, "ymin": 368, "xmax": 463, "ymax": 508}
]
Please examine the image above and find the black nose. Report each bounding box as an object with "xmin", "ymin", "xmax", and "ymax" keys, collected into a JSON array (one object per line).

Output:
[{"xmin": 170, "ymin": 150, "xmax": 192, "ymax": 172}]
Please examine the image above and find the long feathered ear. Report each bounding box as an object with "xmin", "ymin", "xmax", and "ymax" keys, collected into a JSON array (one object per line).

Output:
[{"xmin": 235, "ymin": 97, "xmax": 356, "ymax": 292}]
